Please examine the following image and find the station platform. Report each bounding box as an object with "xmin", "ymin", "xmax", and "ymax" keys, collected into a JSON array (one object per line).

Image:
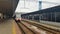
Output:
[
  {"xmin": 0, "ymin": 19, "xmax": 13, "ymax": 34},
  {"xmin": 0, "ymin": 19, "xmax": 21, "ymax": 34}
]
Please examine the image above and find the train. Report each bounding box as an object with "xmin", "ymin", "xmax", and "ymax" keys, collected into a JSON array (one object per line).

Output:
[
  {"xmin": 13, "ymin": 13, "xmax": 21, "ymax": 22},
  {"xmin": 21, "ymin": 5, "xmax": 60, "ymax": 22}
]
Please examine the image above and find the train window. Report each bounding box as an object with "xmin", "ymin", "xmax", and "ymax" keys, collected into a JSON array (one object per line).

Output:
[
  {"xmin": 29, "ymin": 16, "xmax": 32, "ymax": 20},
  {"xmin": 55, "ymin": 12, "xmax": 60, "ymax": 22},
  {"xmin": 34, "ymin": 16, "xmax": 39, "ymax": 20}
]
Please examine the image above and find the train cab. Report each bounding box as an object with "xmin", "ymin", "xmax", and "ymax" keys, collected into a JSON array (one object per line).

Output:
[{"xmin": 15, "ymin": 18, "xmax": 21, "ymax": 22}]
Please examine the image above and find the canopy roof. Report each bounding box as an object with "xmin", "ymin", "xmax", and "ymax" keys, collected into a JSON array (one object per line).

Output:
[{"xmin": 0, "ymin": 0, "xmax": 19, "ymax": 16}]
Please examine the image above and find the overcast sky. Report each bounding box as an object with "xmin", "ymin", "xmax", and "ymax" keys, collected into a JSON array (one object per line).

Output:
[{"xmin": 15, "ymin": 0, "xmax": 60, "ymax": 13}]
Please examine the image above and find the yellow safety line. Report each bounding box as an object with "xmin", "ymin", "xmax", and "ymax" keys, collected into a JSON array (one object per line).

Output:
[{"xmin": 12, "ymin": 21, "xmax": 16, "ymax": 34}]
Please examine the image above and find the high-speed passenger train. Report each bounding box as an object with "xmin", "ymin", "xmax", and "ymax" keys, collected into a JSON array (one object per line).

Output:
[
  {"xmin": 0, "ymin": 0, "xmax": 19, "ymax": 19},
  {"xmin": 21, "ymin": 5, "xmax": 60, "ymax": 22}
]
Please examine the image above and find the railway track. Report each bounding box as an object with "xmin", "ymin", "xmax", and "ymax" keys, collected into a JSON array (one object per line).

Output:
[
  {"xmin": 21, "ymin": 21, "xmax": 47, "ymax": 34},
  {"xmin": 16, "ymin": 22, "xmax": 36, "ymax": 34},
  {"xmin": 22, "ymin": 20, "xmax": 60, "ymax": 34},
  {"xmin": 16, "ymin": 22, "xmax": 25, "ymax": 34}
]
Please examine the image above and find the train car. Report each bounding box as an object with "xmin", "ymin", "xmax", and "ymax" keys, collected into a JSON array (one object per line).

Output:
[{"xmin": 21, "ymin": 5, "xmax": 60, "ymax": 22}]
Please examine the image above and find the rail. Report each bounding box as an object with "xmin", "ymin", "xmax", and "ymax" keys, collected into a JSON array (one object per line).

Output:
[
  {"xmin": 22, "ymin": 20, "xmax": 60, "ymax": 34},
  {"xmin": 16, "ymin": 21, "xmax": 36, "ymax": 34}
]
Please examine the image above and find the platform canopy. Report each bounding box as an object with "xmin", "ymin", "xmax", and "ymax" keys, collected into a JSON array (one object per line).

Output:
[{"xmin": 0, "ymin": 0, "xmax": 19, "ymax": 16}]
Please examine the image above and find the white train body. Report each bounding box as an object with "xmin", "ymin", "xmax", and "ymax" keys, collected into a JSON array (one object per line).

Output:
[
  {"xmin": 15, "ymin": 13, "xmax": 21, "ymax": 22},
  {"xmin": 16, "ymin": 14, "xmax": 21, "ymax": 20}
]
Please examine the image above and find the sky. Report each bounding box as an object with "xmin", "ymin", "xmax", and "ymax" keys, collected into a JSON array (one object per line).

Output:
[
  {"xmin": 15, "ymin": 0, "xmax": 60, "ymax": 13},
  {"xmin": 15, "ymin": 0, "xmax": 39, "ymax": 13}
]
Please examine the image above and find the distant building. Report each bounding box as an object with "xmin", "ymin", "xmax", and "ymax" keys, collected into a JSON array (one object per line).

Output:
[{"xmin": 39, "ymin": 1, "xmax": 42, "ymax": 10}]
